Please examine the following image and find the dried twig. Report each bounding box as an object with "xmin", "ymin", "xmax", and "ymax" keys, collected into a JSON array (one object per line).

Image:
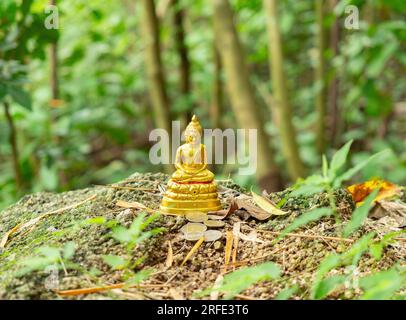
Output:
[
  {"xmin": 56, "ymin": 283, "xmax": 169, "ymax": 297},
  {"xmin": 255, "ymin": 229, "xmax": 355, "ymax": 243}
]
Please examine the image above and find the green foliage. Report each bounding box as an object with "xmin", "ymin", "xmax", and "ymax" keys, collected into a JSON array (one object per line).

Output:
[
  {"xmin": 110, "ymin": 212, "xmax": 164, "ymax": 250},
  {"xmin": 342, "ymin": 188, "xmax": 379, "ymax": 237},
  {"xmin": 198, "ymin": 262, "xmax": 281, "ymax": 299},
  {"xmin": 18, "ymin": 241, "xmax": 77, "ymax": 276},
  {"xmin": 275, "ymin": 284, "xmax": 299, "ymax": 300},
  {"xmin": 359, "ymin": 267, "xmax": 406, "ymax": 300},
  {"xmin": 274, "ymin": 207, "xmax": 332, "ymax": 243}
]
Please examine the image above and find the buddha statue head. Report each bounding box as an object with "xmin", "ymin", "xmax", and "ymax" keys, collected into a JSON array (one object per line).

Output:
[{"xmin": 184, "ymin": 115, "xmax": 202, "ymax": 145}]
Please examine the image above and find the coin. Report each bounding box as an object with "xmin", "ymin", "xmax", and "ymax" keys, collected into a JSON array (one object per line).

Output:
[
  {"xmin": 183, "ymin": 231, "xmax": 205, "ymax": 241},
  {"xmin": 185, "ymin": 211, "xmax": 208, "ymax": 223},
  {"xmin": 204, "ymin": 230, "xmax": 223, "ymax": 242},
  {"xmin": 204, "ymin": 220, "xmax": 225, "ymax": 228},
  {"xmin": 180, "ymin": 222, "xmax": 207, "ymax": 234}
]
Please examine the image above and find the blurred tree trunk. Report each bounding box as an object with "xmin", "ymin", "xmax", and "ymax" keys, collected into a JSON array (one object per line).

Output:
[
  {"xmin": 210, "ymin": 46, "xmax": 223, "ymax": 129},
  {"xmin": 212, "ymin": 0, "xmax": 283, "ymax": 192},
  {"xmin": 173, "ymin": 0, "xmax": 192, "ymax": 127},
  {"xmin": 328, "ymin": 0, "xmax": 340, "ymax": 147},
  {"xmin": 4, "ymin": 102, "xmax": 22, "ymax": 190},
  {"xmin": 49, "ymin": 0, "xmax": 68, "ymax": 187},
  {"xmin": 314, "ymin": 0, "xmax": 327, "ymax": 155},
  {"xmin": 263, "ymin": 0, "xmax": 305, "ymax": 181},
  {"xmin": 140, "ymin": 0, "xmax": 172, "ymax": 173}
]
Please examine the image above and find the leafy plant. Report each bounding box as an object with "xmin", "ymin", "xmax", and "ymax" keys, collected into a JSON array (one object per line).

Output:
[
  {"xmin": 18, "ymin": 241, "xmax": 77, "ymax": 276},
  {"xmin": 197, "ymin": 262, "xmax": 281, "ymax": 299},
  {"xmin": 102, "ymin": 212, "xmax": 164, "ymax": 284}
]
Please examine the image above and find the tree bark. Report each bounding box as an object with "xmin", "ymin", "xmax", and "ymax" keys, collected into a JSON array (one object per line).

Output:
[
  {"xmin": 210, "ymin": 45, "xmax": 223, "ymax": 129},
  {"xmin": 173, "ymin": 0, "xmax": 192, "ymax": 125},
  {"xmin": 263, "ymin": 0, "xmax": 305, "ymax": 180},
  {"xmin": 314, "ymin": 0, "xmax": 327, "ymax": 155},
  {"xmin": 212, "ymin": 0, "xmax": 283, "ymax": 192},
  {"xmin": 4, "ymin": 102, "xmax": 23, "ymax": 190},
  {"xmin": 140, "ymin": 0, "xmax": 172, "ymax": 173},
  {"xmin": 328, "ymin": 0, "xmax": 340, "ymax": 147}
]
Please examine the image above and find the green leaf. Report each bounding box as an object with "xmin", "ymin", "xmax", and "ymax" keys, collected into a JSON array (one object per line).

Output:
[
  {"xmin": 359, "ymin": 268, "xmax": 404, "ymax": 300},
  {"xmin": 62, "ymin": 242, "xmax": 76, "ymax": 260},
  {"xmin": 313, "ymin": 274, "xmax": 347, "ymax": 300},
  {"xmin": 275, "ymin": 207, "xmax": 332, "ymax": 243},
  {"xmin": 328, "ymin": 140, "xmax": 353, "ymax": 178},
  {"xmin": 37, "ymin": 246, "xmax": 61, "ymax": 260},
  {"xmin": 8, "ymin": 86, "xmax": 32, "ymax": 110},
  {"xmin": 198, "ymin": 262, "xmax": 281, "ymax": 299},
  {"xmin": 125, "ymin": 268, "xmax": 154, "ymax": 286},
  {"xmin": 102, "ymin": 254, "xmax": 128, "ymax": 270},
  {"xmin": 111, "ymin": 226, "xmax": 132, "ymax": 244},
  {"xmin": 334, "ymin": 150, "xmax": 388, "ymax": 187},
  {"xmin": 275, "ymin": 284, "xmax": 299, "ymax": 300},
  {"xmin": 343, "ymin": 188, "xmax": 379, "ymax": 237},
  {"xmin": 369, "ymin": 243, "xmax": 383, "ymax": 260},
  {"xmin": 0, "ymin": 83, "xmax": 7, "ymax": 100},
  {"xmin": 290, "ymin": 184, "xmax": 325, "ymax": 197}
]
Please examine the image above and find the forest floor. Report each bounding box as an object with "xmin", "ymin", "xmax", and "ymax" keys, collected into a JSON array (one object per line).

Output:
[{"xmin": 0, "ymin": 172, "xmax": 404, "ymax": 300}]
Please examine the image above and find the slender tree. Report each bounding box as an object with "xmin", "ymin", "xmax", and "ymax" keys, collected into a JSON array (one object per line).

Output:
[
  {"xmin": 263, "ymin": 0, "xmax": 305, "ymax": 180},
  {"xmin": 4, "ymin": 101, "xmax": 22, "ymax": 190},
  {"xmin": 140, "ymin": 0, "xmax": 172, "ymax": 173},
  {"xmin": 212, "ymin": 0, "xmax": 283, "ymax": 191},
  {"xmin": 210, "ymin": 46, "xmax": 223, "ymax": 129},
  {"xmin": 328, "ymin": 0, "xmax": 340, "ymax": 147},
  {"xmin": 315, "ymin": 0, "xmax": 327, "ymax": 155}
]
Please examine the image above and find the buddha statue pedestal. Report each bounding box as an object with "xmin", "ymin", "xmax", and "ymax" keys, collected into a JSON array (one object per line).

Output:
[{"xmin": 160, "ymin": 115, "xmax": 222, "ymax": 214}]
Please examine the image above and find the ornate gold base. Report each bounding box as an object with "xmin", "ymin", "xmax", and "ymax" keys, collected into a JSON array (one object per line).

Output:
[{"xmin": 160, "ymin": 197, "xmax": 222, "ymax": 215}]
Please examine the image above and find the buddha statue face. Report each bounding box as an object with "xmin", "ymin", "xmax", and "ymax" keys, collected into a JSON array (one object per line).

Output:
[{"xmin": 185, "ymin": 127, "xmax": 201, "ymax": 145}]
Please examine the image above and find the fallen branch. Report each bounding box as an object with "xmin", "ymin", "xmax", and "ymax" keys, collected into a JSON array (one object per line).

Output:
[{"xmin": 56, "ymin": 283, "xmax": 169, "ymax": 297}]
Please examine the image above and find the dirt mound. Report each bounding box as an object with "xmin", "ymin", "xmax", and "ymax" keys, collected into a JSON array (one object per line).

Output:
[{"xmin": 0, "ymin": 172, "xmax": 404, "ymax": 299}]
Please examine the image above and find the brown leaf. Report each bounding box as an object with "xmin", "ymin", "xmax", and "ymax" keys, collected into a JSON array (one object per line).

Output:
[
  {"xmin": 370, "ymin": 200, "xmax": 406, "ymax": 228},
  {"xmin": 208, "ymin": 200, "xmax": 238, "ymax": 220},
  {"xmin": 251, "ymin": 191, "xmax": 288, "ymax": 216},
  {"xmin": 235, "ymin": 196, "xmax": 271, "ymax": 221}
]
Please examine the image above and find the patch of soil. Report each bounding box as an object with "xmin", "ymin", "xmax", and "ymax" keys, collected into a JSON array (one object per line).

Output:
[{"xmin": 0, "ymin": 172, "xmax": 404, "ymax": 300}]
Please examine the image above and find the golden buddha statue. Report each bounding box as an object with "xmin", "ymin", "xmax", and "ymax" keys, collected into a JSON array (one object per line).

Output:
[{"xmin": 160, "ymin": 115, "xmax": 222, "ymax": 214}]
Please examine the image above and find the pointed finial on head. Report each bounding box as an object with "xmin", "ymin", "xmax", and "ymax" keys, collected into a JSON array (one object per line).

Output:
[{"xmin": 186, "ymin": 114, "xmax": 202, "ymax": 134}]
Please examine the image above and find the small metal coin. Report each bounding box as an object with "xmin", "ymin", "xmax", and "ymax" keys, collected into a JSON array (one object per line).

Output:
[
  {"xmin": 185, "ymin": 211, "xmax": 208, "ymax": 223},
  {"xmin": 204, "ymin": 230, "xmax": 223, "ymax": 242},
  {"xmin": 180, "ymin": 222, "xmax": 207, "ymax": 234},
  {"xmin": 183, "ymin": 231, "xmax": 205, "ymax": 241},
  {"xmin": 204, "ymin": 220, "xmax": 225, "ymax": 228}
]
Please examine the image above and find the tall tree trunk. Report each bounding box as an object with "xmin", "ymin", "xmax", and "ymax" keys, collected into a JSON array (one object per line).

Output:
[
  {"xmin": 173, "ymin": 0, "xmax": 192, "ymax": 126},
  {"xmin": 140, "ymin": 0, "xmax": 172, "ymax": 173},
  {"xmin": 212, "ymin": 0, "xmax": 283, "ymax": 192},
  {"xmin": 263, "ymin": 0, "xmax": 305, "ymax": 180},
  {"xmin": 328, "ymin": 0, "xmax": 340, "ymax": 147},
  {"xmin": 210, "ymin": 45, "xmax": 223, "ymax": 129},
  {"xmin": 314, "ymin": 0, "xmax": 327, "ymax": 155},
  {"xmin": 49, "ymin": 0, "xmax": 68, "ymax": 187},
  {"xmin": 4, "ymin": 102, "xmax": 22, "ymax": 190}
]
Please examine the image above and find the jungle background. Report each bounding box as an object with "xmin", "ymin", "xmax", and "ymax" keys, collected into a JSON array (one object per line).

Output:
[{"xmin": 0, "ymin": 0, "xmax": 405, "ymax": 211}]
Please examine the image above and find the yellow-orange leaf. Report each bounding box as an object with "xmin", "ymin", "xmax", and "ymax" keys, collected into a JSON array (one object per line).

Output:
[{"xmin": 347, "ymin": 178, "xmax": 401, "ymax": 206}]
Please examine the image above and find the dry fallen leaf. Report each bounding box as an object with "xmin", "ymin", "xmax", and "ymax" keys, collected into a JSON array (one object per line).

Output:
[
  {"xmin": 165, "ymin": 241, "xmax": 173, "ymax": 268},
  {"xmin": 251, "ymin": 191, "xmax": 288, "ymax": 216},
  {"xmin": 347, "ymin": 178, "xmax": 401, "ymax": 206},
  {"xmin": 181, "ymin": 236, "xmax": 205, "ymax": 266},
  {"xmin": 208, "ymin": 200, "xmax": 238, "ymax": 220},
  {"xmin": 370, "ymin": 200, "xmax": 406, "ymax": 228},
  {"xmin": 235, "ymin": 195, "xmax": 271, "ymax": 220}
]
